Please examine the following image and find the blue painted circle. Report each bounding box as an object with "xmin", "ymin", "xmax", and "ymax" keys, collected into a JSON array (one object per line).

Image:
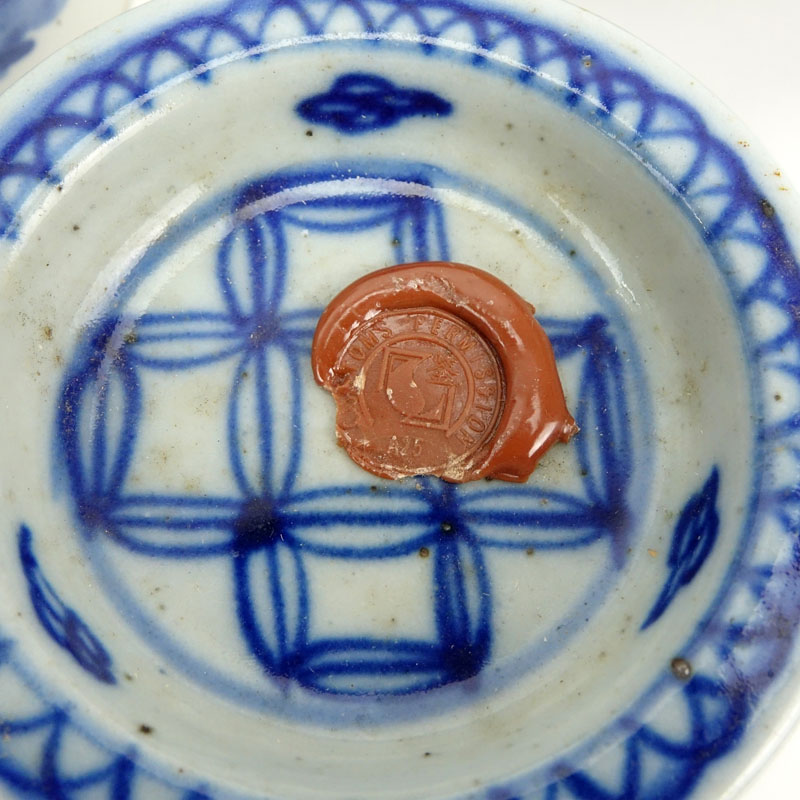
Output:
[{"xmin": 58, "ymin": 161, "xmax": 652, "ymax": 724}]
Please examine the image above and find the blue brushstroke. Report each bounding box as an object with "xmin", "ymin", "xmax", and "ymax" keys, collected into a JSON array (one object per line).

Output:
[
  {"xmin": 53, "ymin": 164, "xmax": 636, "ymax": 698},
  {"xmin": 0, "ymin": 0, "xmax": 68, "ymax": 77},
  {"xmin": 18, "ymin": 524, "xmax": 115, "ymax": 684},
  {"xmin": 296, "ymin": 72, "xmax": 453, "ymax": 133},
  {"xmin": 642, "ymin": 467, "xmax": 721, "ymax": 630}
]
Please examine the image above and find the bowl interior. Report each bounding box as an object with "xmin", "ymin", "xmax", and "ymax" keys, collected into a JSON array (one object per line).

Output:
[{"xmin": 0, "ymin": 3, "xmax": 786, "ymax": 799}]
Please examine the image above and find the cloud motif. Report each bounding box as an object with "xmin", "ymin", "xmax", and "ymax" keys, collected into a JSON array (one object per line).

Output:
[{"xmin": 296, "ymin": 72, "xmax": 453, "ymax": 134}]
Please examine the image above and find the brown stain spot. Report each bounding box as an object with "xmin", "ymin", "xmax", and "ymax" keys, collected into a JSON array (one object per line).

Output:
[
  {"xmin": 124, "ymin": 331, "xmax": 138, "ymax": 345},
  {"xmin": 647, "ymin": 548, "xmax": 658, "ymax": 558},
  {"xmin": 419, "ymin": 546, "xmax": 430, "ymax": 558},
  {"xmin": 775, "ymin": 393, "xmax": 782, "ymax": 402},
  {"xmin": 305, "ymin": 129, "xmax": 313, "ymax": 137},
  {"xmin": 138, "ymin": 724, "xmax": 154, "ymax": 735},
  {"xmin": 670, "ymin": 657, "xmax": 692, "ymax": 681},
  {"xmin": 526, "ymin": 547, "xmax": 534, "ymax": 556},
  {"xmin": 124, "ymin": 672, "xmax": 134, "ymax": 681},
  {"xmin": 760, "ymin": 198, "xmax": 776, "ymax": 218},
  {"xmin": 42, "ymin": 325, "xmax": 53, "ymax": 341},
  {"xmin": 72, "ymin": 224, "xmax": 80, "ymax": 231}
]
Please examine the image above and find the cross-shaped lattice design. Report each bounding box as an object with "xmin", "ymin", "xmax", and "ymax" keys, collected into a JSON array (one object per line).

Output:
[{"xmin": 58, "ymin": 167, "xmax": 633, "ymax": 696}]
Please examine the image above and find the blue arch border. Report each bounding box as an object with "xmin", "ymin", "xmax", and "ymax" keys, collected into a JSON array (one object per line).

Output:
[{"xmin": 0, "ymin": 0, "xmax": 798, "ymax": 798}]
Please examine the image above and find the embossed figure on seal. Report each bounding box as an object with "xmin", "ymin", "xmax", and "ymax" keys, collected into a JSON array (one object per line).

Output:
[{"xmin": 333, "ymin": 306, "xmax": 503, "ymax": 478}]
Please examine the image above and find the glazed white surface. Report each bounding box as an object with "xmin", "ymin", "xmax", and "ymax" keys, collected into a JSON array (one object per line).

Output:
[
  {"xmin": 575, "ymin": 3, "xmax": 800, "ymax": 799},
  {"xmin": 0, "ymin": 0, "xmax": 798, "ymax": 797}
]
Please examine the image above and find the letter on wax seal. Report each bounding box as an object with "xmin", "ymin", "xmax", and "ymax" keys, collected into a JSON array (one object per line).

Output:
[{"xmin": 311, "ymin": 262, "xmax": 578, "ymax": 483}]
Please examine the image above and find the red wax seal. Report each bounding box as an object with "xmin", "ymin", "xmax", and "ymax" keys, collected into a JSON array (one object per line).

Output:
[{"xmin": 311, "ymin": 262, "xmax": 578, "ymax": 482}]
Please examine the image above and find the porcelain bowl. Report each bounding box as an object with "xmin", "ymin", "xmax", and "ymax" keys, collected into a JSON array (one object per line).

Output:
[{"xmin": 0, "ymin": 1, "xmax": 798, "ymax": 798}]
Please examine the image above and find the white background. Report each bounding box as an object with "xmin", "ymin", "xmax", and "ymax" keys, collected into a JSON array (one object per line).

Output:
[{"xmin": 2, "ymin": 0, "xmax": 798, "ymax": 797}]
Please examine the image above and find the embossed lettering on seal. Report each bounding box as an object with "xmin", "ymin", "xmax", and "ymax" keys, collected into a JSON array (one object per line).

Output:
[
  {"xmin": 312, "ymin": 262, "xmax": 578, "ymax": 483},
  {"xmin": 333, "ymin": 307, "xmax": 503, "ymax": 480}
]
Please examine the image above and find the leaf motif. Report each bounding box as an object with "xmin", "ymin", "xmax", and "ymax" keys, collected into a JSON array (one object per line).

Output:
[
  {"xmin": 432, "ymin": 533, "xmax": 491, "ymax": 682},
  {"xmin": 292, "ymin": 639, "xmax": 443, "ymax": 694},
  {"xmin": 106, "ymin": 494, "xmax": 241, "ymax": 558},
  {"xmin": 461, "ymin": 486, "xmax": 606, "ymax": 549},
  {"xmin": 126, "ymin": 312, "xmax": 245, "ymax": 370},
  {"xmin": 642, "ymin": 468, "xmax": 720, "ymax": 629},
  {"xmin": 227, "ymin": 345, "xmax": 303, "ymax": 499},
  {"xmin": 215, "ymin": 217, "xmax": 286, "ymax": 320},
  {"xmin": 285, "ymin": 484, "xmax": 433, "ymax": 558},
  {"xmin": 57, "ymin": 319, "xmax": 141, "ymax": 513},
  {"xmin": 233, "ymin": 542, "xmax": 309, "ymax": 675},
  {"xmin": 18, "ymin": 526, "xmax": 115, "ymax": 684}
]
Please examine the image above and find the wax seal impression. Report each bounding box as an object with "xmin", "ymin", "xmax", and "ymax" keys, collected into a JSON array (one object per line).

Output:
[{"xmin": 311, "ymin": 262, "xmax": 578, "ymax": 482}]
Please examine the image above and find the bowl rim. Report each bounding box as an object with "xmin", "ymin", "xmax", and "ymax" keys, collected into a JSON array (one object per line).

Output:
[{"xmin": 1, "ymin": 1, "xmax": 799, "ymax": 798}]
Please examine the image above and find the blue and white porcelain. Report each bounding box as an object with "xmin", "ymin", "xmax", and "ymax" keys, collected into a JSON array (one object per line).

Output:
[{"xmin": 0, "ymin": 0, "xmax": 798, "ymax": 798}]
